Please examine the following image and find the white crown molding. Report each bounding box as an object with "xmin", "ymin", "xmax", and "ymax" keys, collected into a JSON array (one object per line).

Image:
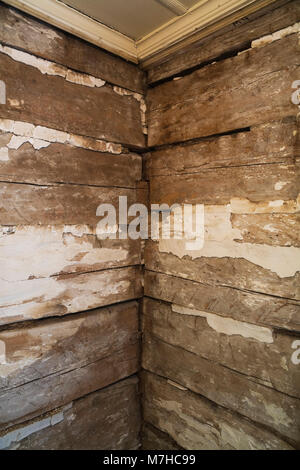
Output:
[
  {"xmin": 3, "ymin": 0, "xmax": 138, "ymax": 62},
  {"xmin": 3, "ymin": 0, "xmax": 277, "ymax": 65},
  {"xmin": 137, "ymin": 0, "xmax": 271, "ymax": 61},
  {"xmin": 139, "ymin": 0, "xmax": 276, "ymax": 67}
]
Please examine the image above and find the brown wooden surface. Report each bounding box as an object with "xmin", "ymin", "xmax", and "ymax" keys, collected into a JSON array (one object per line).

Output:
[
  {"xmin": 145, "ymin": 119, "xmax": 298, "ymax": 179},
  {"xmin": 142, "ymin": 423, "xmax": 182, "ymax": 450},
  {"xmin": 0, "ymin": 133, "xmax": 142, "ymax": 187},
  {"xmin": 0, "ymin": 4, "xmax": 145, "ymax": 93},
  {"xmin": 0, "ymin": 301, "xmax": 139, "ymax": 429},
  {"xmin": 145, "ymin": 242, "xmax": 300, "ymax": 301},
  {"xmin": 143, "ymin": 298, "xmax": 300, "ymax": 397},
  {"xmin": 1, "ymin": 376, "xmax": 141, "ymax": 450},
  {"xmin": 150, "ymin": 163, "xmax": 300, "ymax": 206},
  {"xmin": 143, "ymin": 335, "xmax": 300, "ymax": 445},
  {"xmin": 144, "ymin": 271, "xmax": 300, "ymax": 332},
  {"xmin": 0, "ymin": 52, "xmax": 145, "ymax": 148},
  {"xmin": 142, "ymin": 372, "xmax": 294, "ymax": 450},
  {"xmin": 0, "ymin": 184, "xmax": 143, "ymax": 225},
  {"xmin": 0, "ymin": 265, "xmax": 142, "ymax": 325},
  {"xmin": 147, "ymin": 0, "xmax": 300, "ymax": 84},
  {"xmin": 147, "ymin": 34, "xmax": 299, "ymax": 146}
]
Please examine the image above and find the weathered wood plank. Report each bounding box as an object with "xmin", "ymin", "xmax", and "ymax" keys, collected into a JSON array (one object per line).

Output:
[
  {"xmin": 0, "ymin": 132, "xmax": 142, "ymax": 187},
  {"xmin": 0, "ymin": 376, "xmax": 141, "ymax": 450},
  {"xmin": 0, "ymin": 184, "xmax": 140, "ymax": 225},
  {"xmin": 0, "ymin": 265, "xmax": 142, "ymax": 325},
  {"xmin": 147, "ymin": 0, "xmax": 300, "ymax": 84},
  {"xmin": 231, "ymin": 212, "xmax": 300, "ymax": 247},
  {"xmin": 145, "ymin": 119, "xmax": 298, "ymax": 179},
  {"xmin": 144, "ymin": 270, "xmax": 300, "ymax": 331},
  {"xmin": 142, "ymin": 423, "xmax": 182, "ymax": 450},
  {"xmin": 145, "ymin": 241, "xmax": 300, "ymax": 301},
  {"xmin": 143, "ymin": 335, "xmax": 300, "ymax": 445},
  {"xmin": 0, "ymin": 301, "xmax": 139, "ymax": 429},
  {"xmin": 142, "ymin": 372, "xmax": 293, "ymax": 450},
  {"xmin": 150, "ymin": 163, "xmax": 300, "ymax": 206},
  {"xmin": 0, "ymin": 4, "xmax": 145, "ymax": 93},
  {"xmin": 147, "ymin": 34, "xmax": 299, "ymax": 146},
  {"xmin": 0, "ymin": 225, "xmax": 141, "ymax": 281},
  {"xmin": 0, "ymin": 52, "xmax": 145, "ymax": 148},
  {"xmin": 143, "ymin": 298, "xmax": 300, "ymax": 398}
]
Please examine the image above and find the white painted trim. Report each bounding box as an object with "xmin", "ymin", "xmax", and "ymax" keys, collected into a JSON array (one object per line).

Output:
[
  {"xmin": 2, "ymin": 0, "xmax": 138, "ymax": 62},
  {"xmin": 137, "ymin": 0, "xmax": 265, "ymax": 60},
  {"xmin": 3, "ymin": 0, "xmax": 277, "ymax": 64}
]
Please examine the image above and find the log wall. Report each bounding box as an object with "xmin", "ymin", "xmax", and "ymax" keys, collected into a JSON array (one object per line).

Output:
[
  {"xmin": 0, "ymin": 3, "xmax": 145, "ymax": 449},
  {"xmin": 143, "ymin": 0, "xmax": 300, "ymax": 450}
]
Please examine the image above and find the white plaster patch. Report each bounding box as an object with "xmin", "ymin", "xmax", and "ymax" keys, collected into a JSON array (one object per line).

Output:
[
  {"xmin": 230, "ymin": 195, "xmax": 300, "ymax": 214},
  {"xmin": 0, "ymin": 226, "xmax": 130, "ymax": 282},
  {"xmin": 274, "ymin": 181, "xmax": 288, "ymax": 191},
  {"xmin": 66, "ymin": 70, "xmax": 105, "ymax": 88},
  {"xmin": 172, "ymin": 304, "xmax": 274, "ymax": 343},
  {"xmin": 251, "ymin": 22, "xmax": 300, "ymax": 48},
  {"xmin": 0, "ymin": 340, "xmax": 5, "ymax": 363},
  {"xmin": 0, "ymin": 119, "xmax": 122, "ymax": 154},
  {"xmin": 0, "ymin": 43, "xmax": 106, "ymax": 89},
  {"xmin": 6, "ymin": 135, "xmax": 50, "ymax": 150},
  {"xmin": 158, "ymin": 204, "xmax": 300, "ymax": 278},
  {"xmin": 0, "ymin": 404, "xmax": 71, "ymax": 449},
  {"xmin": 0, "ymin": 147, "xmax": 9, "ymax": 161}
]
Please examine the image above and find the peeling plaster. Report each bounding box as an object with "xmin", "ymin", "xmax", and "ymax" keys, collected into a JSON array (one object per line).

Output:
[
  {"xmin": 0, "ymin": 317, "xmax": 83, "ymax": 379},
  {"xmin": 0, "ymin": 404, "xmax": 72, "ymax": 449},
  {"xmin": 158, "ymin": 204, "xmax": 300, "ymax": 278},
  {"xmin": 0, "ymin": 225, "xmax": 130, "ymax": 282},
  {"xmin": 172, "ymin": 304, "xmax": 274, "ymax": 343},
  {"xmin": 0, "ymin": 43, "xmax": 105, "ymax": 89},
  {"xmin": 113, "ymin": 86, "xmax": 147, "ymax": 134},
  {"xmin": 230, "ymin": 195, "xmax": 300, "ymax": 214},
  {"xmin": 0, "ymin": 147, "xmax": 9, "ymax": 161},
  {"xmin": 0, "ymin": 119, "xmax": 122, "ymax": 154},
  {"xmin": 252, "ymin": 23, "xmax": 300, "ymax": 48}
]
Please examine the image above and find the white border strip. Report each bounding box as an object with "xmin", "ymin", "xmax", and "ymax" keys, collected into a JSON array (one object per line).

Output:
[{"xmin": 3, "ymin": 0, "xmax": 277, "ymax": 64}]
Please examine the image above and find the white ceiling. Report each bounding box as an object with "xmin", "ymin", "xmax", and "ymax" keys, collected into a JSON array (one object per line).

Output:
[{"xmin": 60, "ymin": 0, "xmax": 200, "ymax": 40}]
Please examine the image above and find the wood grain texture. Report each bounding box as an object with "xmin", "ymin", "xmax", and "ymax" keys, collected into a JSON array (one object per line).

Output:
[
  {"xmin": 142, "ymin": 423, "xmax": 182, "ymax": 450},
  {"xmin": 145, "ymin": 241, "xmax": 300, "ymax": 301},
  {"xmin": 0, "ymin": 301, "xmax": 139, "ymax": 430},
  {"xmin": 147, "ymin": 0, "xmax": 300, "ymax": 84},
  {"xmin": 144, "ymin": 270, "xmax": 300, "ymax": 332},
  {"xmin": 0, "ymin": 4, "xmax": 145, "ymax": 93},
  {"xmin": 142, "ymin": 372, "xmax": 294, "ymax": 450},
  {"xmin": 143, "ymin": 335, "xmax": 300, "ymax": 445},
  {"xmin": 145, "ymin": 119, "xmax": 298, "ymax": 179},
  {"xmin": 0, "ymin": 225, "xmax": 141, "ymax": 280},
  {"xmin": 1, "ymin": 376, "xmax": 141, "ymax": 450},
  {"xmin": 0, "ymin": 52, "xmax": 145, "ymax": 148},
  {"xmin": 150, "ymin": 163, "xmax": 300, "ymax": 206},
  {"xmin": 0, "ymin": 302, "xmax": 139, "ymax": 428},
  {"xmin": 0, "ymin": 133, "xmax": 142, "ymax": 187},
  {"xmin": 0, "ymin": 184, "xmax": 142, "ymax": 225},
  {"xmin": 147, "ymin": 34, "xmax": 299, "ymax": 146},
  {"xmin": 0, "ymin": 265, "xmax": 142, "ymax": 325},
  {"xmin": 143, "ymin": 298, "xmax": 300, "ymax": 398}
]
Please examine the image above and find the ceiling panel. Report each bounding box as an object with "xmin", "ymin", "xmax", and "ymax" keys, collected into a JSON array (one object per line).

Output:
[{"xmin": 60, "ymin": 0, "xmax": 200, "ymax": 40}]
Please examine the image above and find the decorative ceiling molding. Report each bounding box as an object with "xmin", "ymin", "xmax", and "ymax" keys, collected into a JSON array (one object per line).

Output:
[
  {"xmin": 155, "ymin": 0, "xmax": 188, "ymax": 16},
  {"xmin": 140, "ymin": 0, "xmax": 277, "ymax": 67},
  {"xmin": 3, "ymin": 0, "xmax": 277, "ymax": 65}
]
